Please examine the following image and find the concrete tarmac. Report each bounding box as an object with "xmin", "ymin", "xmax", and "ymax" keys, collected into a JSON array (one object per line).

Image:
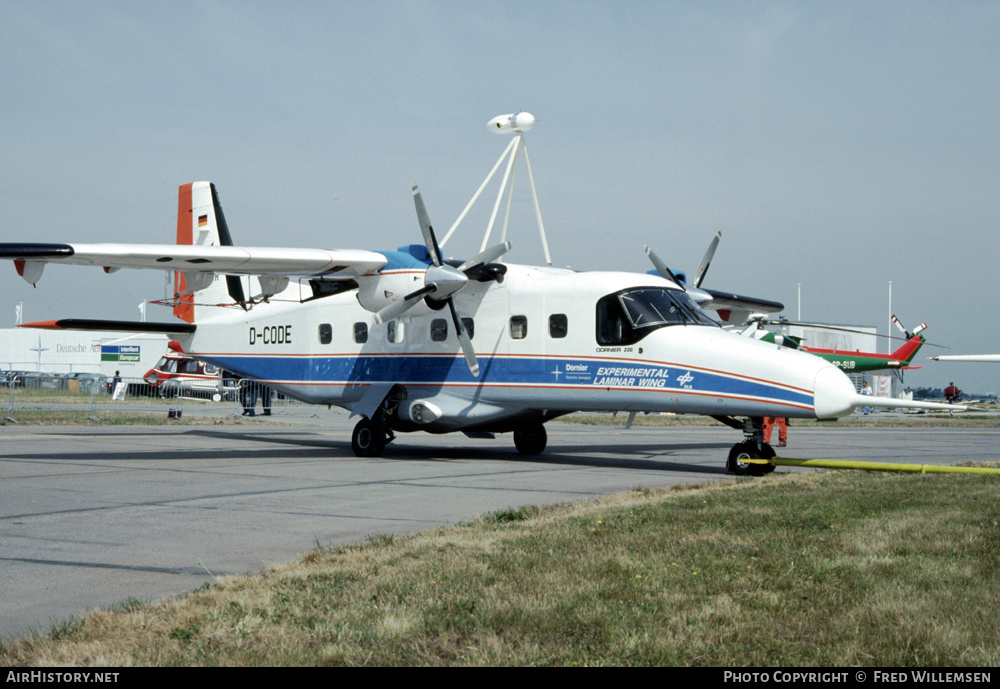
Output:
[{"xmin": 2, "ymin": 414, "xmax": 999, "ymax": 641}]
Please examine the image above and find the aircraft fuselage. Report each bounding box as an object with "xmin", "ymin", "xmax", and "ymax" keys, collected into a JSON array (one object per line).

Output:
[{"xmin": 180, "ymin": 265, "xmax": 856, "ymax": 434}]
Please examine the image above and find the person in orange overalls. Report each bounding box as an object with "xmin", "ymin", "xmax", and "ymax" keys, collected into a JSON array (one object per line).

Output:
[{"xmin": 763, "ymin": 417, "xmax": 787, "ymax": 447}]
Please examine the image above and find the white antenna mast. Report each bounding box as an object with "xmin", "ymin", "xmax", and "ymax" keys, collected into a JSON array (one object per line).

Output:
[{"xmin": 439, "ymin": 112, "xmax": 551, "ymax": 266}]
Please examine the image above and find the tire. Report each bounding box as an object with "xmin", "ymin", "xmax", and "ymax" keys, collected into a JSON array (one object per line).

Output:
[
  {"xmin": 727, "ymin": 441, "xmax": 774, "ymax": 477},
  {"xmin": 758, "ymin": 442, "xmax": 776, "ymax": 474},
  {"xmin": 513, "ymin": 424, "xmax": 547, "ymax": 455},
  {"xmin": 352, "ymin": 418, "xmax": 385, "ymax": 457}
]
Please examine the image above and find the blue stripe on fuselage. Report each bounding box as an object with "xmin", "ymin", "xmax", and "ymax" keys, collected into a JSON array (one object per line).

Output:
[{"xmin": 196, "ymin": 353, "xmax": 813, "ymax": 407}]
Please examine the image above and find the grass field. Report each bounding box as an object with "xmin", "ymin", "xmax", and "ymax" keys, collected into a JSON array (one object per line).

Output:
[
  {"xmin": 3, "ymin": 468, "xmax": 999, "ymax": 667},
  {"xmin": 562, "ymin": 411, "xmax": 1000, "ymax": 429}
]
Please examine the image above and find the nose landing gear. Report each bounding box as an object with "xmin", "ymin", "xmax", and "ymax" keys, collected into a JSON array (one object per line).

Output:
[
  {"xmin": 727, "ymin": 440, "xmax": 776, "ymax": 477},
  {"xmin": 716, "ymin": 415, "xmax": 776, "ymax": 477}
]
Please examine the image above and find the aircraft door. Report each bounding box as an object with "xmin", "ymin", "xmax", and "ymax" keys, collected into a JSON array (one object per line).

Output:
[{"xmin": 504, "ymin": 289, "xmax": 569, "ymax": 385}]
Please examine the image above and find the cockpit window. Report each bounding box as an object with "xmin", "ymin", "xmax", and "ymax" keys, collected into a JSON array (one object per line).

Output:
[{"xmin": 596, "ymin": 287, "xmax": 717, "ymax": 345}]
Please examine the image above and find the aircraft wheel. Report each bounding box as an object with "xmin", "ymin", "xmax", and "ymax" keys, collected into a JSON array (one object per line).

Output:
[
  {"xmin": 727, "ymin": 441, "xmax": 773, "ymax": 477},
  {"xmin": 758, "ymin": 443, "xmax": 776, "ymax": 475},
  {"xmin": 352, "ymin": 418, "xmax": 385, "ymax": 457},
  {"xmin": 514, "ymin": 424, "xmax": 547, "ymax": 455}
]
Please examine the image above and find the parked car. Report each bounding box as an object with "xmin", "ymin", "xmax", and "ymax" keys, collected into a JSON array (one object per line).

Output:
[
  {"xmin": 71, "ymin": 373, "xmax": 109, "ymax": 396},
  {"xmin": 1, "ymin": 371, "xmax": 26, "ymax": 388}
]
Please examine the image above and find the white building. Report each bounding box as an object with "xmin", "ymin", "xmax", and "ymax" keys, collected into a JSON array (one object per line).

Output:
[{"xmin": 0, "ymin": 328, "xmax": 167, "ymax": 378}]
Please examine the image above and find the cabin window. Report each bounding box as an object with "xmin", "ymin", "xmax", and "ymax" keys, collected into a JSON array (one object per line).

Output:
[
  {"xmin": 319, "ymin": 323, "xmax": 333, "ymax": 345},
  {"xmin": 462, "ymin": 318, "xmax": 475, "ymax": 340},
  {"xmin": 510, "ymin": 315, "xmax": 528, "ymax": 340},
  {"xmin": 387, "ymin": 320, "xmax": 405, "ymax": 343},
  {"xmin": 596, "ymin": 287, "xmax": 717, "ymax": 345},
  {"xmin": 353, "ymin": 322, "xmax": 368, "ymax": 344},
  {"xmin": 431, "ymin": 318, "xmax": 448, "ymax": 342},
  {"xmin": 549, "ymin": 314, "xmax": 568, "ymax": 338}
]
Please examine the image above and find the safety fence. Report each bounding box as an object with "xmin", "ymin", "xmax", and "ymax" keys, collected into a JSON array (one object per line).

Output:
[{"xmin": 1, "ymin": 374, "xmax": 302, "ymax": 424}]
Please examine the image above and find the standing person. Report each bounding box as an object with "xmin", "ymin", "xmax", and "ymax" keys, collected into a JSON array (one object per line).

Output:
[
  {"xmin": 945, "ymin": 382, "xmax": 962, "ymax": 404},
  {"xmin": 240, "ymin": 378, "xmax": 257, "ymax": 416},
  {"xmin": 110, "ymin": 370, "xmax": 125, "ymax": 400},
  {"xmin": 763, "ymin": 417, "xmax": 787, "ymax": 448},
  {"xmin": 861, "ymin": 380, "xmax": 873, "ymax": 414},
  {"xmin": 260, "ymin": 384, "xmax": 272, "ymax": 416}
]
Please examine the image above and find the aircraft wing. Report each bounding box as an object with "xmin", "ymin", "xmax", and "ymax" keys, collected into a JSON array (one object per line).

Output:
[
  {"xmin": 0, "ymin": 242, "xmax": 388, "ymax": 284},
  {"xmin": 697, "ymin": 288, "xmax": 784, "ymax": 324},
  {"xmin": 930, "ymin": 354, "xmax": 1000, "ymax": 363}
]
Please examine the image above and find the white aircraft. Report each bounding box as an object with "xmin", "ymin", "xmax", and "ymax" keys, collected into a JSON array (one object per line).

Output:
[
  {"xmin": 0, "ymin": 138, "xmax": 967, "ymax": 476},
  {"xmin": 931, "ymin": 355, "xmax": 1000, "ymax": 363}
]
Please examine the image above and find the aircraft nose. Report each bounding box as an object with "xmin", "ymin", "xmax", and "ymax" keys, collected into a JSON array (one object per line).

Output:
[{"xmin": 812, "ymin": 366, "xmax": 858, "ymax": 419}]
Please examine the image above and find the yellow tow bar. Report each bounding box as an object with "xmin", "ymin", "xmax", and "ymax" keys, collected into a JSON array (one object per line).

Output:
[{"xmin": 746, "ymin": 457, "xmax": 1000, "ymax": 475}]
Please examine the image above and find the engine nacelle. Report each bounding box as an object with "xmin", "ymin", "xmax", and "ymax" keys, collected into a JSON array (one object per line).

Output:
[{"xmin": 356, "ymin": 272, "xmax": 434, "ymax": 319}]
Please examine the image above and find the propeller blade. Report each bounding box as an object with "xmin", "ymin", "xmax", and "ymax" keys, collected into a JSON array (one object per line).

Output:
[
  {"xmin": 457, "ymin": 241, "xmax": 512, "ymax": 273},
  {"xmin": 373, "ymin": 284, "xmax": 436, "ymax": 324},
  {"xmin": 412, "ymin": 184, "xmax": 443, "ymax": 267},
  {"xmin": 694, "ymin": 231, "xmax": 721, "ymax": 289},
  {"xmin": 643, "ymin": 245, "xmax": 685, "ymax": 291},
  {"xmin": 448, "ymin": 299, "xmax": 479, "ymax": 377}
]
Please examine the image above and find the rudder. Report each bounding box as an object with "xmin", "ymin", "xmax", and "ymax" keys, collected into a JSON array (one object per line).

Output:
[{"xmin": 173, "ymin": 182, "xmax": 245, "ymax": 323}]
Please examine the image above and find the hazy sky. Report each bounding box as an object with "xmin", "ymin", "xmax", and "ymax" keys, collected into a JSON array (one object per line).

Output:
[{"xmin": 2, "ymin": 1, "xmax": 998, "ymax": 392}]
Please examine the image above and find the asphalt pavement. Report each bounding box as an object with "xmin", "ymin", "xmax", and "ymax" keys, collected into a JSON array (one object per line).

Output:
[{"xmin": 2, "ymin": 412, "xmax": 998, "ymax": 641}]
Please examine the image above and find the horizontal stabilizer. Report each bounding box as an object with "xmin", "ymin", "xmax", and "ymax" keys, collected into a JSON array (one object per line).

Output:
[{"xmin": 20, "ymin": 319, "xmax": 196, "ymax": 334}]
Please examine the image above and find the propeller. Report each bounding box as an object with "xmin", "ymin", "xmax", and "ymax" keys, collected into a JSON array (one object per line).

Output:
[
  {"xmin": 373, "ymin": 185, "xmax": 512, "ymax": 376},
  {"xmin": 643, "ymin": 232, "xmax": 721, "ymax": 306},
  {"xmin": 692, "ymin": 231, "xmax": 721, "ymax": 289},
  {"xmin": 892, "ymin": 314, "xmax": 927, "ymax": 339}
]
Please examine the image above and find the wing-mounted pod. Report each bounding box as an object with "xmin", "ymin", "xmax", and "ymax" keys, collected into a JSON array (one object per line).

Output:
[{"xmin": 0, "ymin": 244, "xmax": 75, "ymax": 286}]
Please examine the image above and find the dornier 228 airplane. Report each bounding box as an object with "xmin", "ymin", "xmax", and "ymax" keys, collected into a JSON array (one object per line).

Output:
[{"xmin": 0, "ymin": 180, "xmax": 966, "ymax": 475}]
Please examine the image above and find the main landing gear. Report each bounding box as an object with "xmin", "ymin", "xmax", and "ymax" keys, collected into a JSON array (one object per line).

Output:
[
  {"xmin": 717, "ymin": 416, "xmax": 776, "ymax": 477},
  {"xmin": 513, "ymin": 423, "xmax": 547, "ymax": 455},
  {"xmin": 351, "ymin": 407, "xmax": 397, "ymax": 457}
]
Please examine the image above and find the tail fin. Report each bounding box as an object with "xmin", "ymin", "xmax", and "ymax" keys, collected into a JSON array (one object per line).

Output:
[
  {"xmin": 173, "ymin": 182, "xmax": 246, "ymax": 323},
  {"xmin": 889, "ymin": 332, "xmax": 926, "ymax": 365}
]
